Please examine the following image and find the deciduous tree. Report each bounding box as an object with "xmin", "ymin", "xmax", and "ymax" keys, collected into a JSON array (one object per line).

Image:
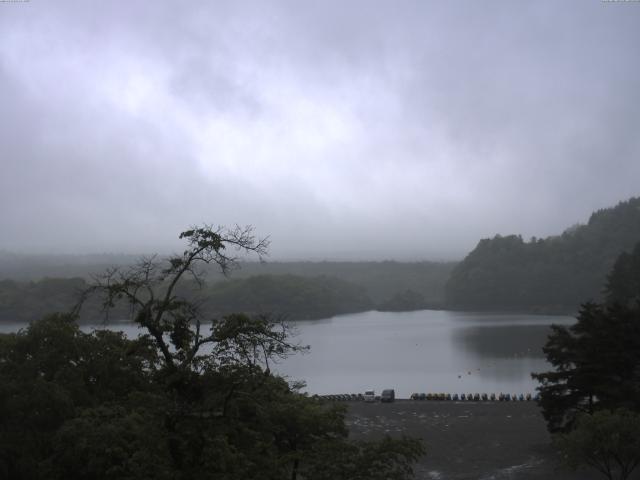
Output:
[
  {"xmin": 555, "ymin": 409, "xmax": 640, "ymax": 480},
  {"xmin": 1, "ymin": 225, "xmax": 426, "ymax": 480}
]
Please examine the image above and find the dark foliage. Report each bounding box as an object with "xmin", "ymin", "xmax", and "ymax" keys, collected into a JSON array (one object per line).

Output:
[
  {"xmin": 0, "ymin": 313, "xmax": 359, "ymax": 480},
  {"xmin": 0, "ymin": 256, "xmax": 456, "ymax": 309},
  {"xmin": 220, "ymin": 260, "xmax": 456, "ymax": 305},
  {"xmin": 533, "ymin": 242, "xmax": 640, "ymax": 432},
  {"xmin": 0, "ymin": 277, "xmax": 90, "ymax": 322},
  {"xmin": 0, "ymin": 315, "xmax": 425, "ymax": 480},
  {"xmin": 605, "ymin": 242, "xmax": 640, "ymax": 308},
  {"xmin": 0, "ymin": 225, "xmax": 425, "ymax": 479},
  {"xmin": 555, "ymin": 409, "xmax": 640, "ymax": 480},
  {"xmin": 203, "ymin": 274, "xmax": 374, "ymax": 320},
  {"xmin": 533, "ymin": 302, "xmax": 640, "ymax": 432},
  {"xmin": 446, "ymin": 197, "xmax": 640, "ymax": 312},
  {"xmin": 0, "ymin": 274, "xmax": 375, "ymax": 323},
  {"xmin": 377, "ymin": 289, "xmax": 431, "ymax": 312}
]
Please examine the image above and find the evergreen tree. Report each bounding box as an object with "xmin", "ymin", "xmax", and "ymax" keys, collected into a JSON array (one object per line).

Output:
[
  {"xmin": 605, "ymin": 241, "xmax": 640, "ymax": 307},
  {"xmin": 532, "ymin": 303, "xmax": 640, "ymax": 432},
  {"xmin": 533, "ymin": 243, "xmax": 640, "ymax": 432}
]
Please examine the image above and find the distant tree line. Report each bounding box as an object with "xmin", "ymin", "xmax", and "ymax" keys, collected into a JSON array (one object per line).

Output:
[
  {"xmin": 202, "ymin": 274, "xmax": 374, "ymax": 319},
  {"xmin": 0, "ymin": 254, "xmax": 456, "ymax": 305},
  {"xmin": 0, "ymin": 271, "xmax": 449, "ymax": 323},
  {"xmin": 446, "ymin": 197, "xmax": 640, "ymax": 313},
  {"xmin": 222, "ymin": 260, "xmax": 455, "ymax": 305},
  {"xmin": 0, "ymin": 274, "xmax": 375, "ymax": 323}
]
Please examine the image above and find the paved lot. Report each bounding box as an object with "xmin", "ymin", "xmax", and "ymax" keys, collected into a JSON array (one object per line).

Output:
[{"xmin": 345, "ymin": 400, "xmax": 604, "ymax": 480}]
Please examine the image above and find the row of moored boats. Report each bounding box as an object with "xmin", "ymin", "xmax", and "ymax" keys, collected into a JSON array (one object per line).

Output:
[
  {"xmin": 313, "ymin": 392, "xmax": 539, "ymax": 402},
  {"xmin": 410, "ymin": 392, "xmax": 538, "ymax": 401}
]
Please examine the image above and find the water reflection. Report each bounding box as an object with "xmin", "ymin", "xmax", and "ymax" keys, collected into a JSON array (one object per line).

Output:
[{"xmin": 452, "ymin": 324, "xmax": 553, "ymax": 359}]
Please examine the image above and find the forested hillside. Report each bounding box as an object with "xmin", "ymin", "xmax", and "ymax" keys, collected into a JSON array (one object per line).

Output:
[
  {"xmin": 202, "ymin": 274, "xmax": 373, "ymax": 320},
  {"xmin": 209, "ymin": 260, "xmax": 456, "ymax": 305},
  {"xmin": 445, "ymin": 197, "xmax": 640, "ymax": 312},
  {"xmin": 0, "ymin": 259, "xmax": 455, "ymax": 322},
  {"xmin": 0, "ymin": 277, "xmax": 89, "ymax": 323},
  {"xmin": 0, "ymin": 274, "xmax": 374, "ymax": 323},
  {"xmin": 0, "ymin": 255, "xmax": 455, "ymax": 306}
]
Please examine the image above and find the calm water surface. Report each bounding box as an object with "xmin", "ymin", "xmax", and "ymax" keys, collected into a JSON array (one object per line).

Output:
[
  {"xmin": 282, "ymin": 310, "xmax": 574, "ymax": 398},
  {"xmin": 1, "ymin": 309, "xmax": 574, "ymax": 398}
]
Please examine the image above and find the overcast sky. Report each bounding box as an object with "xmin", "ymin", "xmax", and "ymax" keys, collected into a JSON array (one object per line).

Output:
[{"xmin": 1, "ymin": 1, "xmax": 639, "ymax": 260}]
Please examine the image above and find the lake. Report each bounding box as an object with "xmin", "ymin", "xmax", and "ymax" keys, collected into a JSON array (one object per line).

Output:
[
  {"xmin": 282, "ymin": 310, "xmax": 573, "ymax": 398},
  {"xmin": 0, "ymin": 309, "xmax": 574, "ymax": 398}
]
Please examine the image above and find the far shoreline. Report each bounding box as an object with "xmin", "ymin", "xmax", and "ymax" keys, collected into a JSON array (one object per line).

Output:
[{"xmin": 0, "ymin": 306, "xmax": 576, "ymax": 327}]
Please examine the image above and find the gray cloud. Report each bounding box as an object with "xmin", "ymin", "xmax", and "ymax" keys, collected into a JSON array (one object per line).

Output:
[{"xmin": 1, "ymin": 0, "xmax": 639, "ymax": 260}]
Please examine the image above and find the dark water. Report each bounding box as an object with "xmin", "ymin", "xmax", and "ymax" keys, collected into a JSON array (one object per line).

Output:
[{"xmin": 0, "ymin": 309, "xmax": 573, "ymax": 398}]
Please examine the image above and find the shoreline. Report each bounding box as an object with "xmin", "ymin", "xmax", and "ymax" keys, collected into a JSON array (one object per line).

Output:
[
  {"xmin": 0, "ymin": 305, "xmax": 577, "ymax": 326},
  {"xmin": 345, "ymin": 401, "xmax": 599, "ymax": 480}
]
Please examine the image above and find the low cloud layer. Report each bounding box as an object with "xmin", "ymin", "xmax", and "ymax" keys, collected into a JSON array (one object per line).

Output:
[{"xmin": 1, "ymin": 1, "xmax": 639, "ymax": 260}]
